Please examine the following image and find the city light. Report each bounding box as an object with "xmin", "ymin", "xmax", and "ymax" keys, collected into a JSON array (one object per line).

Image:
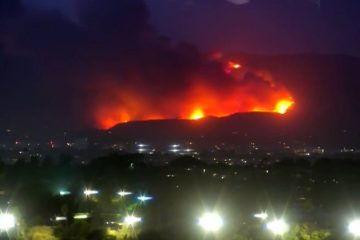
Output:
[
  {"xmin": 0, "ymin": 213, "xmax": 15, "ymax": 231},
  {"xmin": 55, "ymin": 216, "xmax": 67, "ymax": 221},
  {"xmin": 124, "ymin": 215, "xmax": 142, "ymax": 227},
  {"xmin": 137, "ymin": 195, "xmax": 153, "ymax": 202},
  {"xmin": 348, "ymin": 220, "xmax": 360, "ymax": 237},
  {"xmin": 266, "ymin": 219, "xmax": 289, "ymax": 235},
  {"xmin": 59, "ymin": 190, "xmax": 71, "ymax": 196},
  {"xmin": 117, "ymin": 191, "xmax": 133, "ymax": 197},
  {"xmin": 74, "ymin": 213, "xmax": 89, "ymax": 220},
  {"xmin": 138, "ymin": 148, "xmax": 146, "ymax": 153},
  {"xmin": 254, "ymin": 212, "xmax": 268, "ymax": 220},
  {"xmin": 198, "ymin": 212, "xmax": 224, "ymax": 232},
  {"xmin": 84, "ymin": 189, "xmax": 99, "ymax": 196}
]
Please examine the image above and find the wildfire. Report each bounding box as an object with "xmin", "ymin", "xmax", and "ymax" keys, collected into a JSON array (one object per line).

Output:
[
  {"xmin": 225, "ymin": 61, "xmax": 242, "ymax": 74},
  {"xmin": 92, "ymin": 59, "xmax": 295, "ymax": 129},
  {"xmin": 274, "ymin": 99, "xmax": 294, "ymax": 114},
  {"xmin": 229, "ymin": 61, "xmax": 241, "ymax": 69},
  {"xmin": 190, "ymin": 109, "xmax": 205, "ymax": 120}
]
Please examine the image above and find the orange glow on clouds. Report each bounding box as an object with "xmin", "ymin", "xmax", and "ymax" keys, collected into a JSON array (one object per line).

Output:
[{"xmin": 92, "ymin": 60, "xmax": 295, "ymax": 129}]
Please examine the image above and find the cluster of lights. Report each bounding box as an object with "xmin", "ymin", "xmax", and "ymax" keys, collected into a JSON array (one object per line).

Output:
[
  {"xmin": 170, "ymin": 144, "xmax": 180, "ymax": 153},
  {"xmin": 57, "ymin": 187, "xmax": 360, "ymax": 238},
  {"xmin": 7, "ymin": 199, "xmax": 360, "ymax": 239},
  {"xmin": 61, "ymin": 188, "xmax": 155, "ymax": 204},
  {"xmin": 197, "ymin": 211, "xmax": 287, "ymax": 236},
  {"xmin": 253, "ymin": 212, "xmax": 289, "ymax": 236},
  {"xmin": 260, "ymin": 215, "xmax": 360, "ymax": 238},
  {"xmin": 168, "ymin": 144, "xmax": 196, "ymax": 154},
  {"xmin": 55, "ymin": 214, "xmax": 90, "ymax": 221},
  {"xmin": 137, "ymin": 144, "xmax": 152, "ymax": 154}
]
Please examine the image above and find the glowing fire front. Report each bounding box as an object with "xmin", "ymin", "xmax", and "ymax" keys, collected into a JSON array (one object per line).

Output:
[
  {"xmin": 92, "ymin": 60, "xmax": 294, "ymax": 129},
  {"xmin": 275, "ymin": 100, "xmax": 294, "ymax": 115},
  {"xmin": 190, "ymin": 109, "xmax": 205, "ymax": 120}
]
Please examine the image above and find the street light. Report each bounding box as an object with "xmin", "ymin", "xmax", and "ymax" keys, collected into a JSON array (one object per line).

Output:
[
  {"xmin": 118, "ymin": 191, "xmax": 133, "ymax": 197},
  {"xmin": 0, "ymin": 213, "xmax": 15, "ymax": 231},
  {"xmin": 84, "ymin": 189, "xmax": 99, "ymax": 196},
  {"xmin": 266, "ymin": 219, "xmax": 289, "ymax": 236},
  {"xmin": 349, "ymin": 220, "xmax": 360, "ymax": 237},
  {"xmin": 137, "ymin": 195, "xmax": 153, "ymax": 202},
  {"xmin": 74, "ymin": 213, "xmax": 89, "ymax": 220},
  {"xmin": 254, "ymin": 212, "xmax": 268, "ymax": 220},
  {"xmin": 198, "ymin": 212, "xmax": 224, "ymax": 232},
  {"xmin": 124, "ymin": 215, "xmax": 142, "ymax": 227},
  {"xmin": 55, "ymin": 216, "xmax": 67, "ymax": 221},
  {"xmin": 59, "ymin": 190, "xmax": 71, "ymax": 196}
]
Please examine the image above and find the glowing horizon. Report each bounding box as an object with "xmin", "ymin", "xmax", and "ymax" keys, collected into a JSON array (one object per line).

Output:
[{"xmin": 93, "ymin": 60, "xmax": 295, "ymax": 130}]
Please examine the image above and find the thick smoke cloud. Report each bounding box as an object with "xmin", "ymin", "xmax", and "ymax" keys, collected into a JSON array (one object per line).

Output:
[{"xmin": 0, "ymin": 0, "xmax": 292, "ymax": 131}]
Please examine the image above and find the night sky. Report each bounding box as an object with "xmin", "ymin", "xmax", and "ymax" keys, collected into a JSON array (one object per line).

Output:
[
  {"xmin": 23, "ymin": 0, "xmax": 360, "ymax": 55},
  {"xmin": 1, "ymin": 0, "xmax": 360, "ymax": 136}
]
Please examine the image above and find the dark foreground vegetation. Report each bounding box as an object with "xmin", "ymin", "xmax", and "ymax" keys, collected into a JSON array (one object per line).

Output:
[{"xmin": 1, "ymin": 153, "xmax": 360, "ymax": 239}]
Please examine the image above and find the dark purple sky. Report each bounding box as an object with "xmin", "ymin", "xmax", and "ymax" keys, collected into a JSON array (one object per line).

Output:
[{"xmin": 23, "ymin": 0, "xmax": 360, "ymax": 55}]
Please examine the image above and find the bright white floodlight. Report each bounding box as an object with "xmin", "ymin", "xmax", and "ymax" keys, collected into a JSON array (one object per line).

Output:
[
  {"xmin": 198, "ymin": 212, "xmax": 224, "ymax": 232},
  {"xmin": 55, "ymin": 216, "xmax": 67, "ymax": 221},
  {"xmin": 84, "ymin": 189, "xmax": 99, "ymax": 196},
  {"xmin": 349, "ymin": 220, "xmax": 360, "ymax": 237},
  {"xmin": 74, "ymin": 213, "xmax": 89, "ymax": 220},
  {"xmin": 59, "ymin": 190, "xmax": 71, "ymax": 196},
  {"xmin": 124, "ymin": 215, "xmax": 142, "ymax": 226},
  {"xmin": 0, "ymin": 213, "xmax": 15, "ymax": 231},
  {"xmin": 266, "ymin": 219, "xmax": 289, "ymax": 235},
  {"xmin": 118, "ymin": 191, "xmax": 133, "ymax": 197},
  {"xmin": 254, "ymin": 212, "xmax": 268, "ymax": 220},
  {"xmin": 137, "ymin": 195, "xmax": 153, "ymax": 202}
]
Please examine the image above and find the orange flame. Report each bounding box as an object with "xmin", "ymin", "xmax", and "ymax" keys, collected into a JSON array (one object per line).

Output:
[
  {"xmin": 92, "ymin": 60, "xmax": 295, "ymax": 129},
  {"xmin": 274, "ymin": 99, "xmax": 295, "ymax": 114},
  {"xmin": 190, "ymin": 109, "xmax": 205, "ymax": 120},
  {"xmin": 225, "ymin": 61, "xmax": 242, "ymax": 74}
]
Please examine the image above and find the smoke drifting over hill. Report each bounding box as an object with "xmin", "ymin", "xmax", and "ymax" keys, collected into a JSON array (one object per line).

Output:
[{"xmin": 0, "ymin": 0, "xmax": 295, "ymax": 130}]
